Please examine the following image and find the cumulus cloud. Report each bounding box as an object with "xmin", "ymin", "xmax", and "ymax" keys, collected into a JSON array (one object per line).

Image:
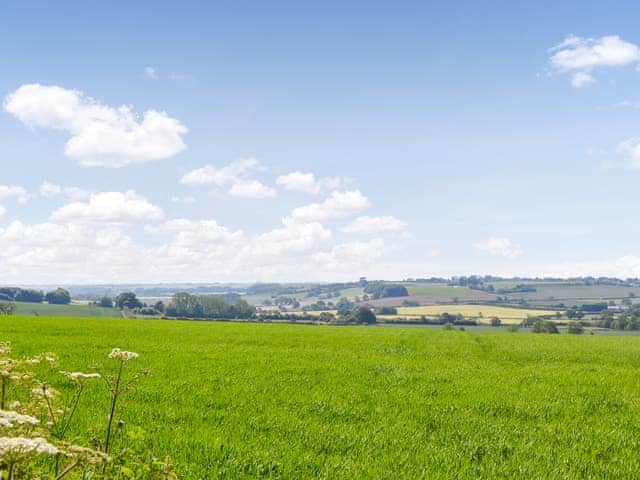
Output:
[
  {"xmin": 39, "ymin": 182, "xmax": 91, "ymax": 201},
  {"xmin": 246, "ymin": 217, "xmax": 332, "ymax": 258},
  {"xmin": 181, "ymin": 158, "xmax": 275, "ymax": 198},
  {"xmin": 549, "ymin": 35, "xmax": 640, "ymax": 87},
  {"xmin": 51, "ymin": 191, "xmax": 163, "ymax": 225},
  {"xmin": 0, "ymin": 185, "xmax": 29, "ymax": 204},
  {"xmin": 312, "ymin": 238, "xmax": 385, "ymax": 271},
  {"xmin": 341, "ymin": 215, "xmax": 407, "ymax": 235},
  {"xmin": 276, "ymin": 171, "xmax": 347, "ymax": 194},
  {"xmin": 171, "ymin": 195, "xmax": 196, "ymax": 205},
  {"xmin": 228, "ymin": 180, "xmax": 277, "ymax": 198},
  {"xmin": 616, "ymin": 139, "xmax": 640, "ymax": 168},
  {"xmin": 474, "ymin": 237, "xmax": 522, "ymax": 259},
  {"xmin": 570, "ymin": 71, "xmax": 595, "ymax": 88},
  {"xmin": 4, "ymin": 84, "xmax": 187, "ymax": 167},
  {"xmin": 291, "ymin": 190, "xmax": 370, "ymax": 222},
  {"xmin": 144, "ymin": 67, "xmax": 158, "ymax": 79}
]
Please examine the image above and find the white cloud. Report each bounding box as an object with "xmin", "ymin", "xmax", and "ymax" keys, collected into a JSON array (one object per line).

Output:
[
  {"xmin": 291, "ymin": 190, "xmax": 370, "ymax": 222},
  {"xmin": 144, "ymin": 66, "xmax": 158, "ymax": 79},
  {"xmin": 616, "ymin": 139, "xmax": 640, "ymax": 168},
  {"xmin": 550, "ymin": 35, "xmax": 640, "ymax": 87},
  {"xmin": 341, "ymin": 215, "xmax": 407, "ymax": 235},
  {"xmin": 0, "ymin": 206, "xmax": 5, "ymax": 217},
  {"xmin": 4, "ymin": 84, "xmax": 187, "ymax": 167},
  {"xmin": 276, "ymin": 171, "xmax": 347, "ymax": 194},
  {"xmin": 171, "ymin": 195, "xmax": 196, "ymax": 205},
  {"xmin": 181, "ymin": 158, "xmax": 261, "ymax": 186},
  {"xmin": 246, "ymin": 217, "xmax": 332, "ymax": 258},
  {"xmin": 571, "ymin": 72, "xmax": 595, "ymax": 88},
  {"xmin": 228, "ymin": 180, "xmax": 277, "ymax": 198},
  {"xmin": 180, "ymin": 158, "xmax": 275, "ymax": 198},
  {"xmin": 312, "ymin": 238, "xmax": 385, "ymax": 271},
  {"xmin": 39, "ymin": 182, "xmax": 91, "ymax": 201},
  {"xmin": 51, "ymin": 191, "xmax": 163, "ymax": 225},
  {"xmin": 474, "ymin": 237, "xmax": 522, "ymax": 259},
  {"xmin": 0, "ymin": 185, "xmax": 29, "ymax": 204}
]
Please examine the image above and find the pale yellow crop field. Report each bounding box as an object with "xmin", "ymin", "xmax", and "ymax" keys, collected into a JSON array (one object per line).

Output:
[
  {"xmin": 302, "ymin": 304, "xmax": 561, "ymax": 325},
  {"xmin": 395, "ymin": 305, "xmax": 560, "ymax": 324}
]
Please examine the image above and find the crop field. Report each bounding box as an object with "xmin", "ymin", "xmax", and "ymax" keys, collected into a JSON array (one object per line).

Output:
[
  {"xmin": 500, "ymin": 284, "xmax": 640, "ymax": 302},
  {"xmin": 2, "ymin": 316, "xmax": 640, "ymax": 478},
  {"xmin": 394, "ymin": 304, "xmax": 559, "ymax": 323},
  {"xmin": 12, "ymin": 301, "xmax": 123, "ymax": 317}
]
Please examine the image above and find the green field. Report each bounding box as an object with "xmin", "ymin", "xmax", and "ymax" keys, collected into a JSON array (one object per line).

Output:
[
  {"xmin": 12, "ymin": 301, "xmax": 122, "ymax": 317},
  {"xmin": 2, "ymin": 316, "xmax": 640, "ymax": 478}
]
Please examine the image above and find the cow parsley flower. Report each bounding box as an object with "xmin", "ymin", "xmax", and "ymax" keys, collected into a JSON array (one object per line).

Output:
[
  {"xmin": 61, "ymin": 371, "xmax": 101, "ymax": 381},
  {"xmin": 108, "ymin": 348, "xmax": 139, "ymax": 361},
  {"xmin": 0, "ymin": 436, "xmax": 59, "ymax": 462},
  {"xmin": 0, "ymin": 411, "xmax": 38, "ymax": 428}
]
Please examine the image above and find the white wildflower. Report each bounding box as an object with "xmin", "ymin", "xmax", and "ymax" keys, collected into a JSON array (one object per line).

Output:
[
  {"xmin": 108, "ymin": 348, "xmax": 139, "ymax": 361},
  {"xmin": 0, "ymin": 411, "xmax": 38, "ymax": 428},
  {"xmin": 61, "ymin": 371, "xmax": 101, "ymax": 381},
  {"xmin": 0, "ymin": 343, "xmax": 11, "ymax": 355},
  {"xmin": 31, "ymin": 386, "xmax": 57, "ymax": 398},
  {"xmin": 66, "ymin": 444, "xmax": 110, "ymax": 464},
  {"xmin": 0, "ymin": 437, "xmax": 59, "ymax": 462}
]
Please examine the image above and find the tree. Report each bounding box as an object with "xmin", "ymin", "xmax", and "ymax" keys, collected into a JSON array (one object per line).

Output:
[
  {"xmin": 336, "ymin": 298, "xmax": 355, "ymax": 315},
  {"xmin": 154, "ymin": 301, "xmax": 165, "ymax": 313},
  {"xmin": 15, "ymin": 289, "xmax": 44, "ymax": 303},
  {"xmin": 45, "ymin": 288, "xmax": 71, "ymax": 305},
  {"xmin": 99, "ymin": 296, "xmax": 114, "ymax": 308},
  {"xmin": 115, "ymin": 292, "xmax": 142, "ymax": 310},
  {"xmin": 490, "ymin": 316, "xmax": 501, "ymax": 327},
  {"xmin": 349, "ymin": 306, "xmax": 377, "ymax": 324},
  {"xmin": 318, "ymin": 312, "xmax": 336, "ymax": 323},
  {"xmin": 567, "ymin": 321, "xmax": 584, "ymax": 334},
  {"xmin": 0, "ymin": 303, "xmax": 16, "ymax": 315}
]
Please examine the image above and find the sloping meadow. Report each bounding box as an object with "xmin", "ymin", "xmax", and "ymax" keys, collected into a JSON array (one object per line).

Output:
[{"xmin": 1, "ymin": 316, "xmax": 640, "ymax": 478}]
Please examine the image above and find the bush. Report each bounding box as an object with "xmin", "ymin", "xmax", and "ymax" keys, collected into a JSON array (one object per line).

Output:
[
  {"xmin": 377, "ymin": 306, "xmax": 397, "ymax": 315},
  {"xmin": 442, "ymin": 322, "xmax": 454, "ymax": 330},
  {"xmin": 507, "ymin": 324, "xmax": 519, "ymax": 332},
  {"xmin": 0, "ymin": 303, "xmax": 16, "ymax": 315},
  {"xmin": 490, "ymin": 317, "xmax": 501, "ymax": 327},
  {"xmin": 567, "ymin": 321, "xmax": 584, "ymax": 334},
  {"xmin": 532, "ymin": 320, "xmax": 559, "ymax": 334}
]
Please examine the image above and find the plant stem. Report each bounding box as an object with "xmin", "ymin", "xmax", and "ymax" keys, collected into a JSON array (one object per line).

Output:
[
  {"xmin": 55, "ymin": 460, "xmax": 79, "ymax": 479},
  {"xmin": 104, "ymin": 360, "xmax": 124, "ymax": 455},
  {"xmin": 1, "ymin": 377, "xmax": 6, "ymax": 410}
]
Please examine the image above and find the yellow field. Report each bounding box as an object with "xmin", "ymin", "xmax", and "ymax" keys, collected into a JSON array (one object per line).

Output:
[
  {"xmin": 394, "ymin": 305, "xmax": 559, "ymax": 324},
  {"xmin": 303, "ymin": 304, "xmax": 560, "ymax": 325}
]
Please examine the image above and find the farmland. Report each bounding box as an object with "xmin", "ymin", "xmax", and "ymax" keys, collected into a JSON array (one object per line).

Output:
[
  {"xmin": 3, "ymin": 316, "xmax": 640, "ymax": 478},
  {"xmin": 393, "ymin": 305, "xmax": 559, "ymax": 323},
  {"xmin": 12, "ymin": 301, "xmax": 122, "ymax": 318}
]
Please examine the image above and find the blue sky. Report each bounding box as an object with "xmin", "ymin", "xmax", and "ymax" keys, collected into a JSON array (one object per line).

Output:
[{"xmin": 2, "ymin": 1, "xmax": 640, "ymax": 283}]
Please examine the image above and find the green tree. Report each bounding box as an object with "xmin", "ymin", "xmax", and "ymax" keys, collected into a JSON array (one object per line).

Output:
[
  {"xmin": 490, "ymin": 316, "xmax": 501, "ymax": 327},
  {"xmin": 115, "ymin": 292, "xmax": 142, "ymax": 309},
  {"xmin": 45, "ymin": 288, "xmax": 71, "ymax": 305},
  {"xmin": 352, "ymin": 306, "xmax": 377, "ymax": 324},
  {"xmin": 99, "ymin": 296, "xmax": 114, "ymax": 308}
]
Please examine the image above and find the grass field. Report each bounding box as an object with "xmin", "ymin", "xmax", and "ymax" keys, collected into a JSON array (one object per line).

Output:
[
  {"xmin": 499, "ymin": 283, "xmax": 640, "ymax": 302},
  {"xmin": 395, "ymin": 304, "xmax": 559, "ymax": 323},
  {"xmin": 2, "ymin": 316, "xmax": 640, "ymax": 478},
  {"xmin": 12, "ymin": 301, "xmax": 122, "ymax": 317}
]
